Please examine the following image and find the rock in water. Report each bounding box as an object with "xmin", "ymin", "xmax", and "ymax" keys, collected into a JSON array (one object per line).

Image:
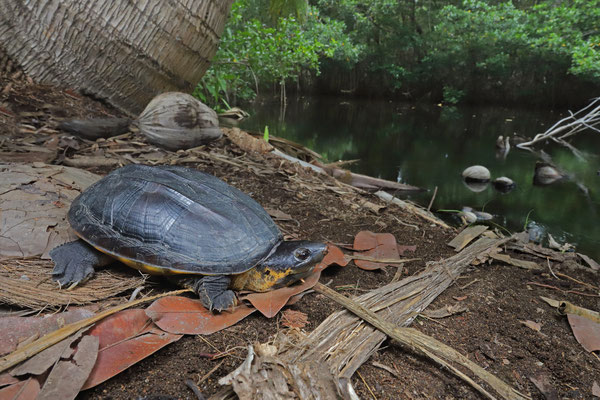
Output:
[
  {"xmin": 462, "ymin": 207, "xmax": 493, "ymax": 222},
  {"xmin": 462, "ymin": 165, "xmax": 491, "ymax": 182},
  {"xmin": 533, "ymin": 162, "xmax": 565, "ymax": 186},
  {"xmin": 137, "ymin": 92, "xmax": 222, "ymax": 151},
  {"xmin": 492, "ymin": 177, "xmax": 516, "ymax": 193}
]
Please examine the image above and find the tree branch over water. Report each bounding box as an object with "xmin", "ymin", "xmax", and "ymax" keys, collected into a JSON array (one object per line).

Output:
[{"xmin": 517, "ymin": 97, "xmax": 600, "ymax": 154}]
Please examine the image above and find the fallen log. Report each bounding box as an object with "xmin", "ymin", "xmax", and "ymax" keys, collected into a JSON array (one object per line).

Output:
[{"xmin": 213, "ymin": 236, "xmax": 529, "ymax": 399}]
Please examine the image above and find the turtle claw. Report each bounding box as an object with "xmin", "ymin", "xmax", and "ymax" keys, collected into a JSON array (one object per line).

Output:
[
  {"xmin": 53, "ymin": 263, "xmax": 94, "ymax": 288},
  {"xmin": 209, "ymin": 290, "xmax": 237, "ymax": 312},
  {"xmin": 50, "ymin": 240, "xmax": 105, "ymax": 288}
]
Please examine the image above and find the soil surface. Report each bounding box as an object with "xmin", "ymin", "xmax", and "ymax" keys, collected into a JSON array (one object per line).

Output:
[{"xmin": 1, "ymin": 64, "xmax": 599, "ymax": 400}]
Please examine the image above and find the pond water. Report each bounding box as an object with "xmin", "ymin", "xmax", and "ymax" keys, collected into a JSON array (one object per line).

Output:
[{"xmin": 239, "ymin": 96, "xmax": 600, "ymax": 261}]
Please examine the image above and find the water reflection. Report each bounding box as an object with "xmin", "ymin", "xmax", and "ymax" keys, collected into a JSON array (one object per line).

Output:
[{"xmin": 240, "ymin": 96, "xmax": 600, "ymax": 260}]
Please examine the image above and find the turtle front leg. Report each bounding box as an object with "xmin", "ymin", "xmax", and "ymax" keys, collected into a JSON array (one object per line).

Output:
[
  {"xmin": 188, "ymin": 275, "xmax": 237, "ymax": 312},
  {"xmin": 50, "ymin": 240, "xmax": 112, "ymax": 288}
]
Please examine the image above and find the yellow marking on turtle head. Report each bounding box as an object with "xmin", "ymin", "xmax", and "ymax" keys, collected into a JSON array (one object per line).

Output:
[{"xmin": 232, "ymin": 267, "xmax": 294, "ymax": 292}]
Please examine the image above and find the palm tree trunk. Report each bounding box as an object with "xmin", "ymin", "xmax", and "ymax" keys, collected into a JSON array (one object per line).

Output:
[{"xmin": 0, "ymin": 0, "xmax": 234, "ymax": 115}]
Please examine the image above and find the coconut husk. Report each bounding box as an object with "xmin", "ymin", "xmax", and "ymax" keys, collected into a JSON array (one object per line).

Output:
[
  {"xmin": 0, "ymin": 258, "xmax": 145, "ymax": 310},
  {"xmin": 136, "ymin": 92, "xmax": 222, "ymax": 150}
]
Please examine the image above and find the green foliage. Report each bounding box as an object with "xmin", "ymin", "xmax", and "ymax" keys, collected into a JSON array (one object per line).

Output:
[
  {"xmin": 316, "ymin": 0, "xmax": 600, "ymax": 104},
  {"xmin": 195, "ymin": 0, "xmax": 357, "ymax": 109},
  {"xmin": 197, "ymin": 0, "xmax": 600, "ymax": 107},
  {"xmin": 424, "ymin": 0, "xmax": 600, "ymax": 101},
  {"xmin": 442, "ymin": 86, "xmax": 465, "ymax": 105},
  {"xmin": 268, "ymin": 0, "xmax": 308, "ymax": 23},
  {"xmin": 263, "ymin": 125, "xmax": 269, "ymax": 142}
]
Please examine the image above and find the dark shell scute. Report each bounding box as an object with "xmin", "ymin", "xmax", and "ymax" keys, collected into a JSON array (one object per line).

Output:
[{"xmin": 69, "ymin": 165, "xmax": 282, "ymax": 274}]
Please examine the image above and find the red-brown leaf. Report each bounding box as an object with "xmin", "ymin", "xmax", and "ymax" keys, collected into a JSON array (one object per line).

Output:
[
  {"xmin": 0, "ymin": 378, "xmax": 40, "ymax": 400},
  {"xmin": 0, "ymin": 309, "xmax": 94, "ymax": 356},
  {"xmin": 0, "ymin": 372, "xmax": 19, "ymax": 387},
  {"xmin": 37, "ymin": 335, "xmax": 99, "ymax": 400},
  {"xmin": 353, "ymin": 231, "xmax": 400, "ymax": 270},
  {"xmin": 322, "ymin": 244, "xmax": 348, "ymax": 267},
  {"xmin": 397, "ymin": 244, "xmax": 417, "ymax": 255},
  {"xmin": 567, "ymin": 314, "xmax": 600, "ymax": 352},
  {"xmin": 146, "ymin": 297, "xmax": 256, "ymax": 335},
  {"xmin": 81, "ymin": 309, "xmax": 182, "ymax": 390}
]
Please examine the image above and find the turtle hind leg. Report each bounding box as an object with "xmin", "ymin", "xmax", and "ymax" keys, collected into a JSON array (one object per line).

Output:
[
  {"xmin": 186, "ymin": 275, "xmax": 237, "ymax": 312},
  {"xmin": 49, "ymin": 240, "xmax": 112, "ymax": 288}
]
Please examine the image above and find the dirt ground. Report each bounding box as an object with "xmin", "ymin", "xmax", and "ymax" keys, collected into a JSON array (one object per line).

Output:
[{"xmin": 1, "ymin": 65, "xmax": 599, "ymax": 400}]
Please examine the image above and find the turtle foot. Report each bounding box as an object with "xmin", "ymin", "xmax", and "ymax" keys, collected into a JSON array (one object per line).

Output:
[
  {"xmin": 190, "ymin": 275, "xmax": 236, "ymax": 312},
  {"xmin": 50, "ymin": 240, "xmax": 109, "ymax": 287}
]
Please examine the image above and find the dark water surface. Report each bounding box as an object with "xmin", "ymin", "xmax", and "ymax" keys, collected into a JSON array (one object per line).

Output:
[{"xmin": 239, "ymin": 96, "xmax": 600, "ymax": 261}]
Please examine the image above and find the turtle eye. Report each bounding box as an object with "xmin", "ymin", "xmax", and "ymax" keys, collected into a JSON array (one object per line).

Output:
[{"xmin": 294, "ymin": 248, "xmax": 310, "ymax": 261}]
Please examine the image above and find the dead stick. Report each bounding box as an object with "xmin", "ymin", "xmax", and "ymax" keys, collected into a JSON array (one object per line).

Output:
[
  {"xmin": 0, "ymin": 288, "xmax": 192, "ymax": 373},
  {"xmin": 427, "ymin": 186, "xmax": 438, "ymax": 212},
  {"xmin": 347, "ymin": 255, "xmax": 421, "ymax": 264},
  {"xmin": 313, "ymin": 282, "xmax": 530, "ymax": 400}
]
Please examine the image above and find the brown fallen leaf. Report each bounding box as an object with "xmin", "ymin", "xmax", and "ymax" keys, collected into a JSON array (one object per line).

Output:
[
  {"xmin": 37, "ymin": 335, "xmax": 99, "ymax": 400},
  {"xmin": 10, "ymin": 329, "xmax": 86, "ymax": 376},
  {"xmin": 264, "ymin": 208, "xmax": 294, "ymax": 221},
  {"xmin": 0, "ymin": 378, "xmax": 40, "ymax": 400},
  {"xmin": 577, "ymin": 253, "xmax": 600, "ymax": 271},
  {"xmin": 592, "ymin": 381, "xmax": 600, "ymax": 397},
  {"xmin": 397, "ymin": 244, "xmax": 417, "ymax": 256},
  {"xmin": 146, "ymin": 297, "xmax": 256, "ymax": 335},
  {"xmin": 0, "ymin": 371, "xmax": 19, "ymax": 387},
  {"xmin": 422, "ymin": 303, "xmax": 467, "ymax": 319},
  {"xmin": 529, "ymin": 372, "xmax": 558, "ymax": 400},
  {"xmin": 322, "ymin": 244, "xmax": 348, "ymax": 267},
  {"xmin": 0, "ymin": 163, "xmax": 100, "ymax": 259},
  {"xmin": 519, "ymin": 320, "xmax": 542, "ymax": 332},
  {"xmin": 352, "ymin": 231, "xmax": 400, "ymax": 270},
  {"xmin": 0, "ymin": 309, "xmax": 94, "ymax": 356},
  {"xmin": 281, "ymin": 310, "xmax": 308, "ymax": 329},
  {"xmin": 453, "ymin": 296, "xmax": 468, "ymax": 301},
  {"xmin": 567, "ymin": 314, "xmax": 600, "ymax": 352},
  {"xmin": 81, "ymin": 309, "xmax": 182, "ymax": 390}
]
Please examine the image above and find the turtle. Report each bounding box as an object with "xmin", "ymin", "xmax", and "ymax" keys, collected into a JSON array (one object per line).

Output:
[{"xmin": 50, "ymin": 164, "xmax": 327, "ymax": 311}]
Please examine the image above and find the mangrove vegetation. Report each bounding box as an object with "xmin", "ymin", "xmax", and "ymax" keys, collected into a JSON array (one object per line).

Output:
[{"xmin": 196, "ymin": 0, "xmax": 600, "ymax": 109}]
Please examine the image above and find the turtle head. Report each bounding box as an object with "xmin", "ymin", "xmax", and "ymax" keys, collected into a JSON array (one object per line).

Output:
[{"xmin": 233, "ymin": 241, "xmax": 327, "ymax": 292}]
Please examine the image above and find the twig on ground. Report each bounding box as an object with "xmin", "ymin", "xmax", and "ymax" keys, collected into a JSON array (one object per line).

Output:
[
  {"xmin": 347, "ymin": 255, "xmax": 420, "ymax": 264},
  {"xmin": 371, "ymin": 361, "xmax": 401, "ymax": 378},
  {"xmin": 427, "ymin": 186, "xmax": 438, "ymax": 212},
  {"xmin": 197, "ymin": 359, "xmax": 226, "ymax": 386},
  {"xmin": 527, "ymin": 282, "xmax": 599, "ymax": 297},
  {"xmin": 356, "ymin": 370, "xmax": 377, "ymax": 400},
  {"xmin": 547, "ymin": 258, "xmax": 559, "ymax": 280}
]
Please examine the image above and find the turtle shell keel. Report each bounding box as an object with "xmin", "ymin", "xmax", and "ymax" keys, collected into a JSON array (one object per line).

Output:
[{"xmin": 68, "ymin": 164, "xmax": 282, "ymax": 275}]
